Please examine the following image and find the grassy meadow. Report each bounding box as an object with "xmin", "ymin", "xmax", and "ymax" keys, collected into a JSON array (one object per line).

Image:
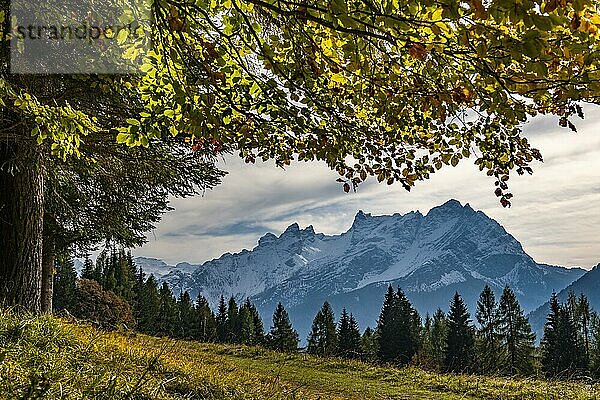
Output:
[{"xmin": 1, "ymin": 311, "xmax": 599, "ymax": 399}]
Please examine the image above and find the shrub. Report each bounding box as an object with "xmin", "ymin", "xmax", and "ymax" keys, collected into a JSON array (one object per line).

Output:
[{"xmin": 73, "ymin": 279, "xmax": 135, "ymax": 330}]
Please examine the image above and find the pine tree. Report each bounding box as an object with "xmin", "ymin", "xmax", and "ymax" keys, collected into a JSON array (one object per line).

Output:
[
  {"xmin": 420, "ymin": 309, "xmax": 447, "ymax": 370},
  {"xmin": 92, "ymin": 251, "xmax": 105, "ymax": 284},
  {"xmin": 541, "ymin": 293, "xmax": 563, "ymax": 378},
  {"xmin": 81, "ymin": 257, "xmax": 94, "ymax": 280},
  {"xmin": 542, "ymin": 293, "xmax": 588, "ymax": 378},
  {"xmin": 195, "ymin": 294, "xmax": 217, "ymax": 342},
  {"xmin": 52, "ymin": 257, "xmax": 78, "ymax": 312},
  {"xmin": 377, "ymin": 285, "xmax": 398, "ymax": 362},
  {"xmin": 177, "ymin": 291, "xmax": 195, "ymax": 338},
  {"xmin": 578, "ymin": 294, "xmax": 592, "ymax": 369},
  {"xmin": 238, "ymin": 301, "xmax": 255, "ymax": 345},
  {"xmin": 307, "ymin": 302, "xmax": 338, "ymax": 356},
  {"xmin": 216, "ymin": 295, "xmax": 228, "ymax": 343},
  {"xmin": 266, "ymin": 302, "xmax": 298, "ymax": 352},
  {"xmin": 476, "ymin": 285, "xmax": 503, "ymax": 374},
  {"xmin": 135, "ymin": 275, "xmax": 160, "ymax": 334},
  {"xmin": 225, "ymin": 296, "xmax": 240, "ymax": 343},
  {"xmin": 360, "ymin": 327, "xmax": 378, "ymax": 362},
  {"xmin": 157, "ymin": 282, "xmax": 177, "ymax": 336},
  {"xmin": 376, "ymin": 286, "xmax": 420, "ymax": 365},
  {"xmin": 591, "ymin": 312, "xmax": 600, "ymax": 379},
  {"xmin": 497, "ymin": 286, "xmax": 535, "ymax": 375},
  {"xmin": 337, "ymin": 309, "xmax": 362, "ymax": 359},
  {"xmin": 249, "ymin": 301, "xmax": 265, "ymax": 345},
  {"xmin": 238, "ymin": 298, "xmax": 264, "ymax": 346},
  {"xmin": 444, "ymin": 292, "xmax": 475, "ymax": 372}
]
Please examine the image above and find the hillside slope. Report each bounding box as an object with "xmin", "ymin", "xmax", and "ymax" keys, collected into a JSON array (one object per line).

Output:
[{"xmin": 2, "ymin": 312, "xmax": 599, "ymax": 400}]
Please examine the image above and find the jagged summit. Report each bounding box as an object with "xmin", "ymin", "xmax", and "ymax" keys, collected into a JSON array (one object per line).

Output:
[{"xmin": 151, "ymin": 200, "xmax": 585, "ymax": 340}]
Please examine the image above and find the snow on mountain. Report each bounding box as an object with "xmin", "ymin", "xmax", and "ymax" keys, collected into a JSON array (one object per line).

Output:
[
  {"xmin": 134, "ymin": 257, "xmax": 197, "ymax": 279},
  {"xmin": 149, "ymin": 199, "xmax": 585, "ymax": 340}
]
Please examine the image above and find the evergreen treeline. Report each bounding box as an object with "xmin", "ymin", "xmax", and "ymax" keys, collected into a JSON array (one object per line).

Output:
[{"xmin": 54, "ymin": 253, "xmax": 600, "ymax": 380}]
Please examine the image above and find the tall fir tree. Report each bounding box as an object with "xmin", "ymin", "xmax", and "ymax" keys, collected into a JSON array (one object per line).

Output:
[
  {"xmin": 307, "ymin": 302, "xmax": 338, "ymax": 356},
  {"xmin": 177, "ymin": 291, "xmax": 196, "ymax": 339},
  {"xmin": 249, "ymin": 300, "xmax": 265, "ymax": 345},
  {"xmin": 52, "ymin": 257, "xmax": 78, "ymax": 312},
  {"xmin": 216, "ymin": 295, "xmax": 228, "ymax": 343},
  {"xmin": 541, "ymin": 293, "xmax": 564, "ymax": 378},
  {"xmin": 420, "ymin": 309, "xmax": 447, "ymax": 370},
  {"xmin": 444, "ymin": 292, "xmax": 475, "ymax": 373},
  {"xmin": 238, "ymin": 301, "xmax": 255, "ymax": 345},
  {"xmin": 476, "ymin": 285, "xmax": 503, "ymax": 374},
  {"xmin": 266, "ymin": 303, "xmax": 299, "ymax": 352},
  {"xmin": 225, "ymin": 296, "xmax": 240, "ymax": 343},
  {"xmin": 497, "ymin": 286, "xmax": 536, "ymax": 376},
  {"xmin": 578, "ymin": 293, "xmax": 592, "ymax": 369},
  {"xmin": 591, "ymin": 312, "xmax": 600, "ymax": 379},
  {"xmin": 195, "ymin": 294, "xmax": 217, "ymax": 342},
  {"xmin": 360, "ymin": 327, "xmax": 378, "ymax": 362},
  {"xmin": 80, "ymin": 257, "xmax": 94, "ymax": 280},
  {"xmin": 134, "ymin": 274, "xmax": 160, "ymax": 334},
  {"xmin": 156, "ymin": 282, "xmax": 177, "ymax": 336},
  {"xmin": 337, "ymin": 309, "xmax": 361, "ymax": 359},
  {"xmin": 238, "ymin": 298, "xmax": 264, "ymax": 346},
  {"xmin": 542, "ymin": 293, "xmax": 588, "ymax": 378},
  {"xmin": 376, "ymin": 286, "xmax": 420, "ymax": 365}
]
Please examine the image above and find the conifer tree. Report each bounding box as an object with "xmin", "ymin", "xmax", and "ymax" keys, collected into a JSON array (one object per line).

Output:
[
  {"xmin": 591, "ymin": 312, "xmax": 600, "ymax": 379},
  {"xmin": 195, "ymin": 294, "xmax": 217, "ymax": 342},
  {"xmin": 226, "ymin": 296, "xmax": 240, "ymax": 343},
  {"xmin": 81, "ymin": 257, "xmax": 94, "ymax": 280},
  {"xmin": 541, "ymin": 293, "xmax": 564, "ymax": 378},
  {"xmin": 476, "ymin": 285, "xmax": 503, "ymax": 374},
  {"xmin": 444, "ymin": 292, "xmax": 475, "ymax": 372},
  {"xmin": 238, "ymin": 302, "xmax": 255, "ymax": 345},
  {"xmin": 134, "ymin": 275, "xmax": 160, "ymax": 334},
  {"xmin": 337, "ymin": 309, "xmax": 361, "ymax": 359},
  {"xmin": 497, "ymin": 286, "xmax": 536, "ymax": 375},
  {"xmin": 307, "ymin": 302, "xmax": 338, "ymax": 356},
  {"xmin": 266, "ymin": 303, "xmax": 299, "ymax": 352},
  {"xmin": 542, "ymin": 293, "xmax": 588, "ymax": 378},
  {"xmin": 376, "ymin": 286, "xmax": 420, "ymax": 365},
  {"xmin": 177, "ymin": 291, "xmax": 196, "ymax": 338},
  {"xmin": 238, "ymin": 298, "xmax": 264, "ymax": 345},
  {"xmin": 360, "ymin": 327, "xmax": 378, "ymax": 362},
  {"xmin": 156, "ymin": 282, "xmax": 177, "ymax": 336},
  {"xmin": 52, "ymin": 257, "xmax": 78, "ymax": 312},
  {"xmin": 249, "ymin": 301, "xmax": 266, "ymax": 345},
  {"xmin": 216, "ymin": 295, "xmax": 228, "ymax": 343},
  {"xmin": 571, "ymin": 293, "xmax": 592, "ymax": 371},
  {"xmin": 420, "ymin": 309, "xmax": 448, "ymax": 370}
]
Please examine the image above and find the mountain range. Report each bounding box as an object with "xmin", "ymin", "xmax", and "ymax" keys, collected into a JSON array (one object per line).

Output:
[{"xmin": 135, "ymin": 199, "xmax": 591, "ymax": 341}]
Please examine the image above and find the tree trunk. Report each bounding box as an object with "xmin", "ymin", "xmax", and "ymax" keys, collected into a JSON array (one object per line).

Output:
[
  {"xmin": 41, "ymin": 235, "xmax": 55, "ymax": 313},
  {"xmin": 0, "ymin": 140, "xmax": 45, "ymax": 313}
]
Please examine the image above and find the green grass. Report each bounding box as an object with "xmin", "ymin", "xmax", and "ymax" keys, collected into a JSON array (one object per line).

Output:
[{"xmin": 1, "ymin": 311, "xmax": 599, "ymax": 399}]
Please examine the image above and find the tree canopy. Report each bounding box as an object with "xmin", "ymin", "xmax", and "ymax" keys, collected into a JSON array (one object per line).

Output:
[{"xmin": 5, "ymin": 0, "xmax": 600, "ymax": 203}]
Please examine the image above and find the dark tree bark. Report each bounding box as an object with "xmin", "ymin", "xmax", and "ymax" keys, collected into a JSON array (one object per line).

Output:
[
  {"xmin": 41, "ymin": 234, "xmax": 55, "ymax": 313},
  {"xmin": 0, "ymin": 139, "xmax": 45, "ymax": 313}
]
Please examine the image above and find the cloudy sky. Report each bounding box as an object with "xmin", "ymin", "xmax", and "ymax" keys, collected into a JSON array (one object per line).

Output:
[{"xmin": 134, "ymin": 107, "xmax": 600, "ymax": 270}]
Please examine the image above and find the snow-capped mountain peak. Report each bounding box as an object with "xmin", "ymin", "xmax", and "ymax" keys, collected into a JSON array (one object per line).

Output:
[{"xmin": 149, "ymin": 200, "xmax": 585, "ymax": 340}]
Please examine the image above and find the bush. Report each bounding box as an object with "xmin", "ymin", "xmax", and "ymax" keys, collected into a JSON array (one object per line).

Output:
[{"xmin": 73, "ymin": 279, "xmax": 135, "ymax": 330}]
